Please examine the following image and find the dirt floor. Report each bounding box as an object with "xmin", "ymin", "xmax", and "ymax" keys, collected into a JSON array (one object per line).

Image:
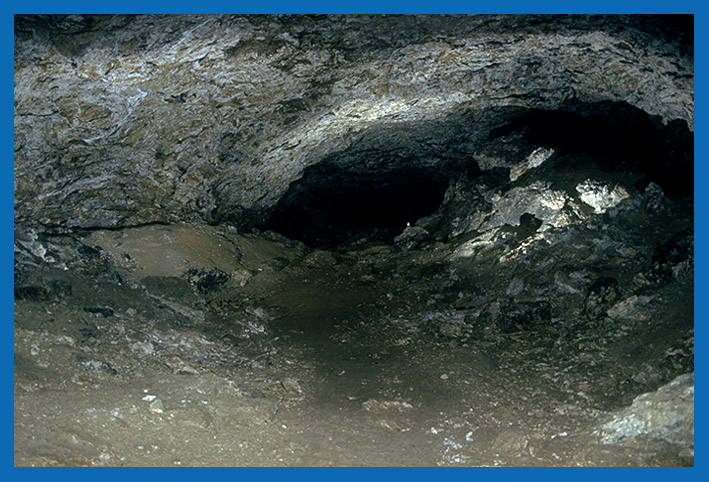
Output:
[{"xmin": 13, "ymin": 217, "xmax": 693, "ymax": 467}]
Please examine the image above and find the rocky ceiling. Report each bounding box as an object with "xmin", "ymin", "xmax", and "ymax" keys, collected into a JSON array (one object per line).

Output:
[{"xmin": 14, "ymin": 14, "xmax": 693, "ymax": 242}]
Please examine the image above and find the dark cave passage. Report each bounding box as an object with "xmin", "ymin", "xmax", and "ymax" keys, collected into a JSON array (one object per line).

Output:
[
  {"xmin": 262, "ymin": 101, "xmax": 693, "ymax": 250},
  {"xmin": 488, "ymin": 101, "xmax": 694, "ymax": 198},
  {"xmin": 264, "ymin": 161, "xmax": 463, "ymax": 249},
  {"xmin": 14, "ymin": 14, "xmax": 695, "ymax": 467}
]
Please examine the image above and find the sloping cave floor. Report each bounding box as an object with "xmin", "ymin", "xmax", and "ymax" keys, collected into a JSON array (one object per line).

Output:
[{"xmin": 14, "ymin": 197, "xmax": 693, "ymax": 466}]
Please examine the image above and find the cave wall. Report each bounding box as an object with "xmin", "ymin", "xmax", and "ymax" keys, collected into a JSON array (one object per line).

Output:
[{"xmin": 14, "ymin": 14, "xmax": 693, "ymax": 233}]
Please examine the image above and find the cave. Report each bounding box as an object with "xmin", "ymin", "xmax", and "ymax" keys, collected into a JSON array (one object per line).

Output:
[
  {"xmin": 264, "ymin": 161, "xmax": 457, "ymax": 249},
  {"xmin": 262, "ymin": 100, "xmax": 693, "ymax": 250},
  {"xmin": 13, "ymin": 14, "xmax": 694, "ymax": 467},
  {"xmin": 261, "ymin": 121, "xmax": 479, "ymax": 249}
]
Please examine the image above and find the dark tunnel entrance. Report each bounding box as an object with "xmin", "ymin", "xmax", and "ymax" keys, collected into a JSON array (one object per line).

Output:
[
  {"xmin": 264, "ymin": 161, "xmax": 464, "ymax": 249},
  {"xmin": 261, "ymin": 101, "xmax": 692, "ymax": 250},
  {"xmin": 487, "ymin": 101, "xmax": 694, "ymax": 198}
]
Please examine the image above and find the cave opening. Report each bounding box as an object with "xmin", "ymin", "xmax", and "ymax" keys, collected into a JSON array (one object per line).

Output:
[
  {"xmin": 261, "ymin": 101, "xmax": 692, "ymax": 251},
  {"xmin": 14, "ymin": 14, "xmax": 695, "ymax": 466},
  {"xmin": 264, "ymin": 159, "xmax": 471, "ymax": 249},
  {"xmin": 488, "ymin": 101, "xmax": 694, "ymax": 198}
]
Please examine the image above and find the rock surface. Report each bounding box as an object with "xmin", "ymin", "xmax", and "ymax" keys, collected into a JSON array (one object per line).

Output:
[
  {"xmin": 595, "ymin": 373, "xmax": 693, "ymax": 454},
  {"xmin": 15, "ymin": 14, "xmax": 693, "ymax": 233},
  {"xmin": 14, "ymin": 15, "xmax": 693, "ymax": 467}
]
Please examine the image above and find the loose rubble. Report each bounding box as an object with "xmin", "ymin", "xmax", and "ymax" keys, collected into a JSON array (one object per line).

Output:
[{"xmin": 14, "ymin": 156, "xmax": 693, "ymax": 466}]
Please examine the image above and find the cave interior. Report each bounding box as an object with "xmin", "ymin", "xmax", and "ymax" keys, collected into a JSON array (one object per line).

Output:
[{"xmin": 13, "ymin": 14, "xmax": 695, "ymax": 467}]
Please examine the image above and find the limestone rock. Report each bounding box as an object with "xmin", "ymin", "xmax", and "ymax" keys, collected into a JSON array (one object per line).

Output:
[
  {"xmin": 14, "ymin": 15, "xmax": 693, "ymax": 234},
  {"xmin": 595, "ymin": 372, "xmax": 694, "ymax": 454},
  {"xmin": 576, "ymin": 179, "xmax": 630, "ymax": 214}
]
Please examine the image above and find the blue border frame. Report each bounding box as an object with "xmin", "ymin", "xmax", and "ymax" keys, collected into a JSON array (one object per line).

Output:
[
  {"xmin": 3, "ymin": 1, "xmax": 705, "ymax": 14},
  {"xmin": 5, "ymin": 2, "xmax": 705, "ymax": 480}
]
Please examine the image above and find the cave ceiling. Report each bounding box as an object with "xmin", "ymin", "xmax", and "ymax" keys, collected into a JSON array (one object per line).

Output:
[{"xmin": 13, "ymin": 14, "xmax": 693, "ymax": 234}]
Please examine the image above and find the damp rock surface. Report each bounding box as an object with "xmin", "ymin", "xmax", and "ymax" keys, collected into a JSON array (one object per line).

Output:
[{"xmin": 14, "ymin": 14, "xmax": 693, "ymax": 467}]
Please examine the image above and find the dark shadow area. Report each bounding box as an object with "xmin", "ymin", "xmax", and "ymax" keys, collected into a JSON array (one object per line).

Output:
[
  {"xmin": 264, "ymin": 162, "xmax": 461, "ymax": 249},
  {"xmin": 488, "ymin": 101, "xmax": 694, "ymax": 198},
  {"xmin": 262, "ymin": 101, "xmax": 692, "ymax": 250}
]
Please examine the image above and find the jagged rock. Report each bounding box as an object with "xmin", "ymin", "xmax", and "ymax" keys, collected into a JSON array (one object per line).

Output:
[
  {"xmin": 607, "ymin": 295, "xmax": 653, "ymax": 321},
  {"xmin": 394, "ymin": 225, "xmax": 431, "ymax": 249},
  {"xmin": 595, "ymin": 372, "xmax": 694, "ymax": 455},
  {"xmin": 479, "ymin": 181, "xmax": 580, "ymax": 232},
  {"xmin": 576, "ymin": 179, "xmax": 630, "ymax": 214},
  {"xmin": 13, "ymin": 15, "xmax": 694, "ymax": 468},
  {"xmin": 14, "ymin": 14, "xmax": 693, "ymax": 234},
  {"xmin": 303, "ymin": 249, "xmax": 338, "ymax": 268},
  {"xmin": 510, "ymin": 147, "xmax": 556, "ymax": 182}
]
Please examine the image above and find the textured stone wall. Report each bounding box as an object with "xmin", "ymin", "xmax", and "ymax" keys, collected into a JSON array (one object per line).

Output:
[{"xmin": 14, "ymin": 14, "xmax": 693, "ymax": 233}]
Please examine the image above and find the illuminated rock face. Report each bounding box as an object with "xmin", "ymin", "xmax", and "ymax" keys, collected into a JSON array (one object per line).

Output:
[
  {"xmin": 13, "ymin": 15, "xmax": 696, "ymax": 467},
  {"xmin": 14, "ymin": 14, "xmax": 693, "ymax": 235}
]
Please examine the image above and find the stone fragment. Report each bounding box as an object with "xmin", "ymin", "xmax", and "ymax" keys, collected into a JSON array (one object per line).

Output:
[
  {"xmin": 394, "ymin": 225, "xmax": 432, "ymax": 250},
  {"xmin": 575, "ymin": 179, "xmax": 630, "ymax": 214},
  {"xmin": 303, "ymin": 250, "xmax": 338, "ymax": 268},
  {"xmin": 166, "ymin": 356, "xmax": 199, "ymax": 375},
  {"xmin": 149, "ymin": 398, "xmax": 165, "ymax": 414},
  {"xmin": 479, "ymin": 182, "xmax": 576, "ymax": 232},
  {"xmin": 130, "ymin": 341, "xmax": 155, "ymax": 356},
  {"xmin": 377, "ymin": 418, "xmax": 411, "ymax": 432},
  {"xmin": 595, "ymin": 372, "xmax": 693, "ymax": 454},
  {"xmin": 607, "ymin": 295, "xmax": 653, "ymax": 321},
  {"xmin": 280, "ymin": 378, "xmax": 303, "ymax": 396},
  {"xmin": 510, "ymin": 147, "xmax": 555, "ymax": 181},
  {"xmin": 362, "ymin": 399, "xmax": 413, "ymax": 413}
]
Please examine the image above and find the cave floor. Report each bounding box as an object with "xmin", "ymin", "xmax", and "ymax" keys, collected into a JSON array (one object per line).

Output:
[{"xmin": 14, "ymin": 222, "xmax": 693, "ymax": 467}]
